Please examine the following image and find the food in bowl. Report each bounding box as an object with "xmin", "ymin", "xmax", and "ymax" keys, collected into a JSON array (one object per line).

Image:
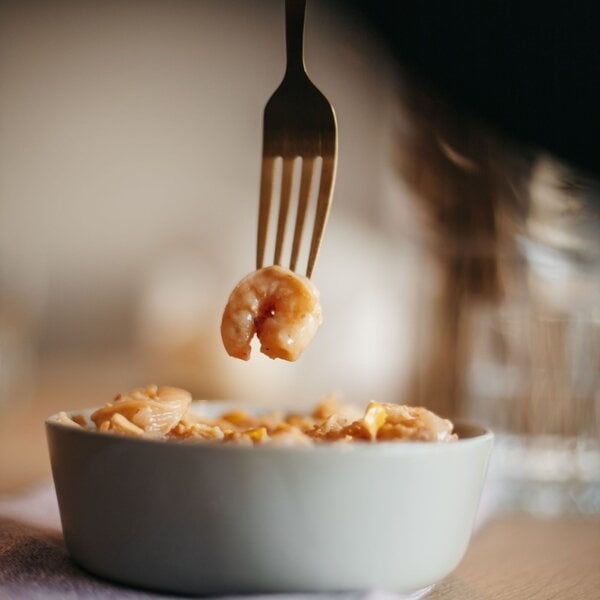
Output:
[
  {"xmin": 47, "ymin": 399, "xmax": 492, "ymax": 595},
  {"xmin": 220, "ymin": 265, "xmax": 322, "ymax": 361},
  {"xmin": 57, "ymin": 384, "xmax": 457, "ymax": 444}
]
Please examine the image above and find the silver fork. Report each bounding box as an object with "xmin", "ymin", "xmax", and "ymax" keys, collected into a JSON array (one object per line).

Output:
[{"xmin": 256, "ymin": 0, "xmax": 338, "ymax": 279}]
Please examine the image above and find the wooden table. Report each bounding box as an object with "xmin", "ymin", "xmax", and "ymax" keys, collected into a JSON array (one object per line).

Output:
[
  {"xmin": 1, "ymin": 356, "xmax": 599, "ymax": 599},
  {"xmin": 430, "ymin": 517, "xmax": 600, "ymax": 599}
]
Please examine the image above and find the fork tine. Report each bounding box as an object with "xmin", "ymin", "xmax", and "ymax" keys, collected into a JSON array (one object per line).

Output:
[
  {"xmin": 254, "ymin": 0, "xmax": 338, "ymax": 277},
  {"xmin": 256, "ymin": 157, "xmax": 275, "ymax": 269},
  {"xmin": 306, "ymin": 156, "xmax": 336, "ymax": 278},
  {"xmin": 273, "ymin": 157, "xmax": 295, "ymax": 266},
  {"xmin": 289, "ymin": 157, "xmax": 314, "ymax": 272}
]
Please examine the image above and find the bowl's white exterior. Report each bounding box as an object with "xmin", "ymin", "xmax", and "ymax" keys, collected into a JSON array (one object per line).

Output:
[{"xmin": 46, "ymin": 404, "xmax": 492, "ymax": 595}]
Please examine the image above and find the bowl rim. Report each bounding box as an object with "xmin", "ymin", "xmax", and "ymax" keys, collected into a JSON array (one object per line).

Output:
[{"xmin": 46, "ymin": 400, "xmax": 493, "ymax": 455}]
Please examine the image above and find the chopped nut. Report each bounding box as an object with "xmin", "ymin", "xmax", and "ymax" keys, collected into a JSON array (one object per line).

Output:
[
  {"xmin": 56, "ymin": 412, "xmax": 84, "ymax": 428},
  {"xmin": 110, "ymin": 413, "xmax": 144, "ymax": 436}
]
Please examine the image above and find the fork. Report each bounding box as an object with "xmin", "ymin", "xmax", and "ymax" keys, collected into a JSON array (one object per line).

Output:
[{"xmin": 256, "ymin": 0, "xmax": 338, "ymax": 279}]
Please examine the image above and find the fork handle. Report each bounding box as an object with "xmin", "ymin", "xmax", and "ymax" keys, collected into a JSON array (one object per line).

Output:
[{"xmin": 285, "ymin": 0, "xmax": 306, "ymax": 75}]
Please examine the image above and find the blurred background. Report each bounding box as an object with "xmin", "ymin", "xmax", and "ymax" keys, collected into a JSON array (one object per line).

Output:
[
  {"xmin": 0, "ymin": 0, "xmax": 411, "ymax": 403},
  {"xmin": 0, "ymin": 0, "xmax": 411, "ymax": 489},
  {"xmin": 0, "ymin": 0, "xmax": 598, "ymax": 515}
]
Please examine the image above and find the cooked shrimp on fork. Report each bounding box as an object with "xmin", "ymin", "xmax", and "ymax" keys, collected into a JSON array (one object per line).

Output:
[{"xmin": 221, "ymin": 265, "xmax": 322, "ymax": 361}]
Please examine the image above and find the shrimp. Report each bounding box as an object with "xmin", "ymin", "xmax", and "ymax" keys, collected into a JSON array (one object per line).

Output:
[
  {"xmin": 364, "ymin": 402, "xmax": 457, "ymax": 442},
  {"xmin": 91, "ymin": 385, "xmax": 191, "ymax": 436},
  {"xmin": 220, "ymin": 265, "xmax": 322, "ymax": 361}
]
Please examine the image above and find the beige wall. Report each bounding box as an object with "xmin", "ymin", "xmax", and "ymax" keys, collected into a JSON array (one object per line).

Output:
[{"xmin": 1, "ymin": 0, "xmax": 423, "ymax": 404}]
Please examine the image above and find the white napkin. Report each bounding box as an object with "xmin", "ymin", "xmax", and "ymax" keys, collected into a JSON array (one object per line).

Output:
[{"xmin": 0, "ymin": 483, "xmax": 435, "ymax": 599}]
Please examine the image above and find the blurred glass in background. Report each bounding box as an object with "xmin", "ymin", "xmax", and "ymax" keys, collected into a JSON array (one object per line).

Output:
[{"xmin": 391, "ymin": 82, "xmax": 600, "ymax": 517}]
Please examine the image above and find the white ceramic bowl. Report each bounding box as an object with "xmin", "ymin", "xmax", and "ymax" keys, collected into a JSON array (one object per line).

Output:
[{"xmin": 46, "ymin": 402, "xmax": 492, "ymax": 596}]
